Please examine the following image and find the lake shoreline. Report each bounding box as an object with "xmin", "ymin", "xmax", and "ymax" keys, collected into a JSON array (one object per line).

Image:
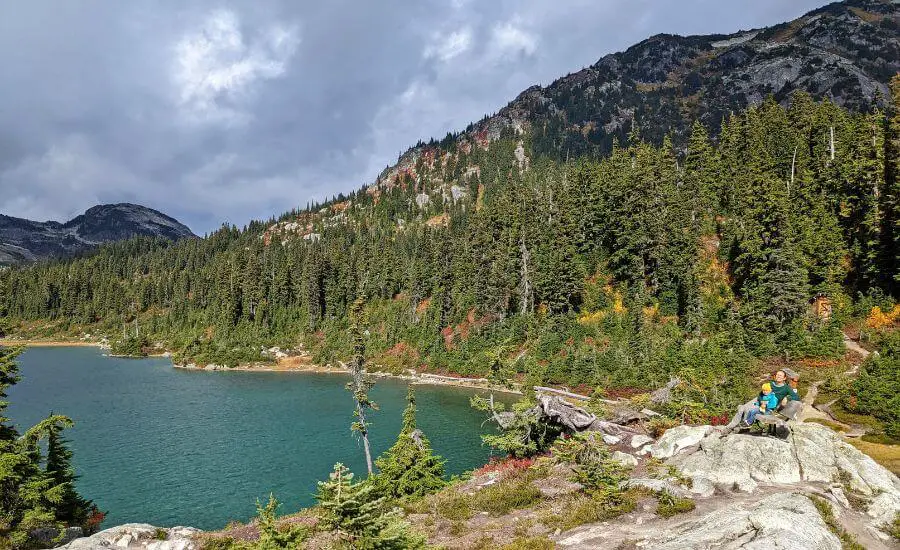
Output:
[
  {"xmin": 5, "ymin": 337, "xmax": 571, "ymax": 399},
  {"xmin": 173, "ymin": 362, "xmax": 525, "ymax": 396},
  {"xmin": 0, "ymin": 339, "xmax": 102, "ymax": 347}
]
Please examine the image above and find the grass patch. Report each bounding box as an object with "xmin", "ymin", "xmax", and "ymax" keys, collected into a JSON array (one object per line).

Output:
[
  {"xmin": 655, "ymin": 491, "xmax": 696, "ymax": 518},
  {"xmin": 860, "ymin": 433, "xmax": 900, "ymax": 445},
  {"xmin": 540, "ymin": 489, "xmax": 639, "ymax": 532},
  {"xmin": 805, "ymin": 418, "xmax": 849, "ymax": 432},
  {"xmin": 828, "ymin": 407, "xmax": 886, "ymax": 434},
  {"xmin": 199, "ymin": 537, "xmax": 239, "ymax": 550},
  {"xmin": 470, "ymin": 475, "xmax": 543, "ymax": 516},
  {"xmin": 810, "ymin": 496, "xmax": 866, "ymax": 550},
  {"xmin": 846, "ymin": 438, "xmax": 900, "ymax": 476},
  {"xmin": 434, "ymin": 492, "xmax": 473, "ymax": 521},
  {"xmin": 154, "ymin": 528, "xmax": 168, "ymax": 540},
  {"xmin": 499, "ymin": 536, "xmax": 555, "ymax": 550},
  {"xmin": 885, "ymin": 512, "xmax": 900, "ymax": 541}
]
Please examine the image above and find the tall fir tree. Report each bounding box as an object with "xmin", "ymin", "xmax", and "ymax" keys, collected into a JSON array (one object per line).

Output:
[{"xmin": 373, "ymin": 387, "xmax": 445, "ymax": 500}]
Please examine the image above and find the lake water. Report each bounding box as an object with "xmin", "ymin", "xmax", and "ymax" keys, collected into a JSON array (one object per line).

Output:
[{"xmin": 7, "ymin": 346, "xmax": 506, "ymax": 530}]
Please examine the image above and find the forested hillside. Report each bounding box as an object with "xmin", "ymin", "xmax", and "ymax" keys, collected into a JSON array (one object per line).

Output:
[
  {"xmin": 1, "ymin": 2, "xmax": 899, "ymax": 419},
  {"xmin": 3, "ymin": 85, "xmax": 898, "ymax": 380}
]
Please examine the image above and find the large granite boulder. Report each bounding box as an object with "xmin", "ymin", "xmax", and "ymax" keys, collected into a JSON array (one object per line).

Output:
[
  {"xmin": 61, "ymin": 524, "xmax": 202, "ymax": 550},
  {"xmin": 631, "ymin": 492, "xmax": 841, "ymax": 550},
  {"xmin": 556, "ymin": 492, "xmax": 841, "ymax": 549},
  {"xmin": 645, "ymin": 425, "xmax": 712, "ymax": 458},
  {"xmin": 670, "ymin": 423, "xmax": 900, "ymax": 529}
]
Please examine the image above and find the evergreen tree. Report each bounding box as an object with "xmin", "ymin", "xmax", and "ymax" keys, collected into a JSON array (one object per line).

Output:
[
  {"xmin": 45, "ymin": 416, "xmax": 93, "ymax": 526},
  {"xmin": 0, "ymin": 348, "xmax": 96, "ymax": 548},
  {"xmin": 373, "ymin": 387, "xmax": 445, "ymax": 500},
  {"xmin": 315, "ymin": 463, "xmax": 424, "ymax": 549}
]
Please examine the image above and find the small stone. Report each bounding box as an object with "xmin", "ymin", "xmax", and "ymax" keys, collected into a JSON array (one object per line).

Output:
[
  {"xmin": 630, "ymin": 434, "xmax": 654, "ymax": 448},
  {"xmin": 830, "ymin": 486, "xmax": 850, "ymax": 509},
  {"xmin": 647, "ymin": 425, "xmax": 711, "ymax": 458},
  {"xmin": 612, "ymin": 451, "xmax": 639, "ymax": 467},
  {"xmin": 602, "ymin": 434, "xmax": 621, "ymax": 445}
]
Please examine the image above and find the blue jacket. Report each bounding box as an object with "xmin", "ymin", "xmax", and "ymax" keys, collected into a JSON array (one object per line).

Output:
[{"xmin": 756, "ymin": 392, "xmax": 779, "ymax": 412}]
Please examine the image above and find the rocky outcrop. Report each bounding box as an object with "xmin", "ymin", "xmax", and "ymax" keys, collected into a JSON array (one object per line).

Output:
[
  {"xmin": 61, "ymin": 524, "xmax": 202, "ymax": 550},
  {"xmin": 668, "ymin": 423, "xmax": 900, "ymax": 539},
  {"xmin": 557, "ymin": 492, "xmax": 842, "ymax": 549}
]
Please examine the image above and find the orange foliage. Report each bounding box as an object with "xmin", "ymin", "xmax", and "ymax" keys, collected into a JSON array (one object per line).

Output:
[{"xmin": 866, "ymin": 305, "xmax": 900, "ymax": 330}]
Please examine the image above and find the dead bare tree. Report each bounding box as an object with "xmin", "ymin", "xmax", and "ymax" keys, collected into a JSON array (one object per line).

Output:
[{"xmin": 343, "ymin": 298, "xmax": 377, "ymax": 475}]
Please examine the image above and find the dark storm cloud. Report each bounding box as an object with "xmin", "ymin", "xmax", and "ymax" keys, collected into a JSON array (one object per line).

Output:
[{"xmin": 0, "ymin": 0, "xmax": 826, "ymax": 234}]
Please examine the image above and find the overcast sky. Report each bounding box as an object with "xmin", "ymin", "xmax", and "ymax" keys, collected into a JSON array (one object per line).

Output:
[{"xmin": 0, "ymin": 0, "xmax": 827, "ymax": 235}]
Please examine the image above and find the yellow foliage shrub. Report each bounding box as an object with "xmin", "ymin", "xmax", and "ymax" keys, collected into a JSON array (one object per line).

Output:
[{"xmin": 866, "ymin": 305, "xmax": 900, "ymax": 330}]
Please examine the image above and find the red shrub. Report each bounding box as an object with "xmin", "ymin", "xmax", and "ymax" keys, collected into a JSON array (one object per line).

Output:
[
  {"xmin": 84, "ymin": 508, "xmax": 106, "ymax": 535},
  {"xmin": 473, "ymin": 456, "xmax": 536, "ymax": 477}
]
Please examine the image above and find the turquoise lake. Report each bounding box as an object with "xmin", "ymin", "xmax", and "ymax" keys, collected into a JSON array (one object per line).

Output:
[{"xmin": 8, "ymin": 346, "xmax": 507, "ymax": 530}]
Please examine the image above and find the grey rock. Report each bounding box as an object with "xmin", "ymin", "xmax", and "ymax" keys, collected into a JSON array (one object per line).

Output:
[
  {"xmin": 669, "ymin": 423, "xmax": 900, "ymax": 532},
  {"xmin": 611, "ymin": 451, "xmax": 638, "ymax": 467},
  {"xmin": 556, "ymin": 492, "xmax": 841, "ymax": 549},
  {"xmin": 629, "ymin": 434, "xmax": 654, "ymax": 448},
  {"xmin": 602, "ymin": 434, "xmax": 621, "ymax": 445},
  {"xmin": 647, "ymin": 425, "xmax": 711, "ymax": 459},
  {"xmin": 61, "ymin": 524, "xmax": 202, "ymax": 550},
  {"xmin": 621, "ymin": 477, "xmax": 691, "ymax": 499}
]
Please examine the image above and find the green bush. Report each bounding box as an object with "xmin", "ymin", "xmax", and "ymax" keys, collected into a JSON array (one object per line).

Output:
[
  {"xmin": 811, "ymin": 496, "xmax": 865, "ymax": 550},
  {"xmin": 851, "ymin": 332, "xmax": 900, "ymax": 439},
  {"xmin": 655, "ymin": 490, "xmax": 696, "ymax": 518},
  {"xmin": 110, "ymin": 335, "xmax": 148, "ymax": 357},
  {"xmin": 434, "ymin": 492, "xmax": 472, "ymax": 521}
]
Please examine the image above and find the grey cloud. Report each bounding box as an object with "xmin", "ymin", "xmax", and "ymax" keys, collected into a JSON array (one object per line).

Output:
[{"xmin": 0, "ymin": 0, "xmax": 825, "ymax": 234}]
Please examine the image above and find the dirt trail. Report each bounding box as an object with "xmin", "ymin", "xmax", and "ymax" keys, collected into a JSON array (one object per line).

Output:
[{"xmin": 798, "ymin": 332, "xmax": 870, "ymax": 436}]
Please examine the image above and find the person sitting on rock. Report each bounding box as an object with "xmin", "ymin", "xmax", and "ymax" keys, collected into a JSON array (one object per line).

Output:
[
  {"xmin": 769, "ymin": 369, "xmax": 802, "ymax": 419},
  {"xmin": 740, "ymin": 383, "xmax": 779, "ymax": 428},
  {"xmin": 722, "ymin": 370, "xmax": 803, "ymax": 434}
]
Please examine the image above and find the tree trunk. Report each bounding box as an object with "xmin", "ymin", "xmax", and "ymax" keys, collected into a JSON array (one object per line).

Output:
[{"xmin": 357, "ymin": 402, "xmax": 374, "ymax": 475}]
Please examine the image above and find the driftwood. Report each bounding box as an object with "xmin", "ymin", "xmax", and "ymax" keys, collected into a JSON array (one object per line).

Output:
[
  {"xmin": 649, "ymin": 377, "xmax": 681, "ymax": 405},
  {"xmin": 487, "ymin": 392, "xmax": 642, "ymax": 437},
  {"xmin": 607, "ymin": 406, "xmax": 649, "ymax": 425}
]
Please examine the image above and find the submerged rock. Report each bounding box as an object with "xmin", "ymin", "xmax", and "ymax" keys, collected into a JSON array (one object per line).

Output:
[{"xmin": 61, "ymin": 524, "xmax": 202, "ymax": 550}]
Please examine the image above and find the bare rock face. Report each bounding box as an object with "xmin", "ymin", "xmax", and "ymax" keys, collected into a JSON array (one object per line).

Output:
[
  {"xmin": 635, "ymin": 492, "xmax": 842, "ymax": 550},
  {"xmin": 60, "ymin": 524, "xmax": 202, "ymax": 550},
  {"xmin": 672, "ymin": 431, "xmax": 801, "ymax": 492},
  {"xmin": 669, "ymin": 423, "xmax": 900, "ymax": 530},
  {"xmin": 556, "ymin": 492, "xmax": 841, "ymax": 549}
]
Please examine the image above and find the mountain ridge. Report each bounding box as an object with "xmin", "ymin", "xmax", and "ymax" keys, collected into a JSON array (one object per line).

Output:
[
  {"xmin": 0, "ymin": 203, "xmax": 196, "ymax": 265},
  {"xmin": 374, "ymin": 0, "xmax": 898, "ymax": 191}
]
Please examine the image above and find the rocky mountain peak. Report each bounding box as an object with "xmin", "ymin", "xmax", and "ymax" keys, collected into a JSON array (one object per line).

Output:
[{"xmin": 0, "ymin": 204, "xmax": 195, "ymax": 265}]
